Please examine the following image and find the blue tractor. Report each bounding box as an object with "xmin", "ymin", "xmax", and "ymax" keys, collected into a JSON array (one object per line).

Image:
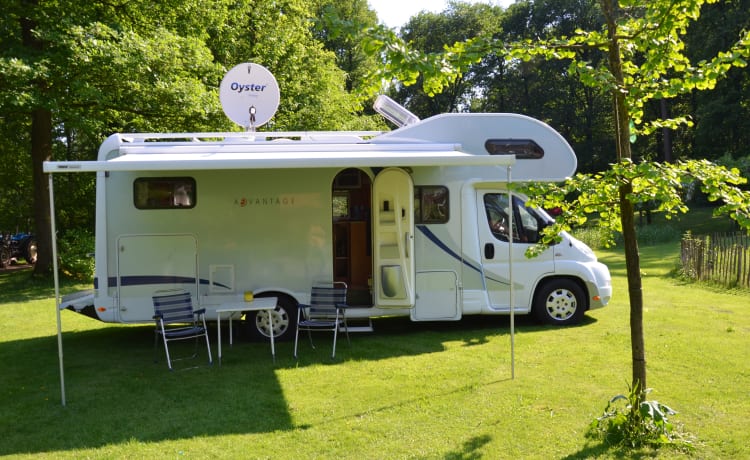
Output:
[{"xmin": 0, "ymin": 232, "xmax": 37, "ymax": 267}]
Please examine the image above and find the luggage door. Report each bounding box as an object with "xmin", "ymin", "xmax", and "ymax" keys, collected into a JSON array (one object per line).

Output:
[
  {"xmin": 116, "ymin": 234, "xmax": 198, "ymax": 322},
  {"xmin": 372, "ymin": 168, "xmax": 415, "ymax": 307}
]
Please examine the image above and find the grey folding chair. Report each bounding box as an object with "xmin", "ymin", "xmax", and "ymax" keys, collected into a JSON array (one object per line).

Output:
[
  {"xmin": 294, "ymin": 281, "xmax": 350, "ymax": 359},
  {"xmin": 152, "ymin": 289, "xmax": 213, "ymax": 370}
]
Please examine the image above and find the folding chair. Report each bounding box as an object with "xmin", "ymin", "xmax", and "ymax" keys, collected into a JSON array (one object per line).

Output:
[
  {"xmin": 152, "ymin": 289, "xmax": 213, "ymax": 370},
  {"xmin": 294, "ymin": 281, "xmax": 350, "ymax": 359}
]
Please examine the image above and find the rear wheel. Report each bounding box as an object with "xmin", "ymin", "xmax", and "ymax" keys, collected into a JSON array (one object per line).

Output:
[
  {"xmin": 23, "ymin": 239, "xmax": 37, "ymax": 264},
  {"xmin": 532, "ymin": 279, "xmax": 586, "ymax": 325},
  {"xmin": 0, "ymin": 247, "xmax": 10, "ymax": 267},
  {"xmin": 242, "ymin": 295, "xmax": 297, "ymax": 341}
]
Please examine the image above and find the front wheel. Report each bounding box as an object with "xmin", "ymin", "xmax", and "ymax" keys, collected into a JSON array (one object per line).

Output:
[
  {"xmin": 242, "ymin": 295, "xmax": 298, "ymax": 342},
  {"xmin": 532, "ymin": 279, "xmax": 586, "ymax": 325}
]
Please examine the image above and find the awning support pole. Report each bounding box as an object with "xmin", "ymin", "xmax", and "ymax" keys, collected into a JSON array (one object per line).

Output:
[
  {"xmin": 507, "ymin": 166, "xmax": 515, "ymax": 380},
  {"xmin": 49, "ymin": 173, "xmax": 66, "ymax": 406}
]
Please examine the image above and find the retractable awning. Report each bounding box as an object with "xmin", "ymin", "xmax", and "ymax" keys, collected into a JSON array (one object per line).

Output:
[{"xmin": 44, "ymin": 143, "xmax": 515, "ymax": 173}]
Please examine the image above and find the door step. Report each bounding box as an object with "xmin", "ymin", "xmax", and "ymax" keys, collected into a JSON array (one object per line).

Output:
[{"xmin": 344, "ymin": 318, "xmax": 374, "ymax": 333}]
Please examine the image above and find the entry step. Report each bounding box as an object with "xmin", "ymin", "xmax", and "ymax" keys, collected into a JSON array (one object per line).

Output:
[{"xmin": 345, "ymin": 325, "xmax": 374, "ymax": 333}]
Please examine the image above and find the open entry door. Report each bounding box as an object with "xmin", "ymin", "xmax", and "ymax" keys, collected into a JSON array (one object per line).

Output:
[{"xmin": 372, "ymin": 168, "xmax": 415, "ymax": 307}]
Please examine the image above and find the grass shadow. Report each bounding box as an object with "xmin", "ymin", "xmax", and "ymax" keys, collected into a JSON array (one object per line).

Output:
[
  {"xmin": 1, "ymin": 310, "xmax": 567, "ymax": 456},
  {"xmin": 0, "ymin": 324, "xmax": 294, "ymax": 456}
]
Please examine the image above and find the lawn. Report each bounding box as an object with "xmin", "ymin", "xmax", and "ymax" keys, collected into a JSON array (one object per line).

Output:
[{"xmin": 1, "ymin": 235, "xmax": 748, "ymax": 459}]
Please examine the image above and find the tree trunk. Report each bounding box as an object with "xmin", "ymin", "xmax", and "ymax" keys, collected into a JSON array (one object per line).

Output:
[
  {"xmin": 31, "ymin": 108, "xmax": 53, "ymax": 276},
  {"xmin": 21, "ymin": 3, "xmax": 53, "ymax": 276},
  {"xmin": 602, "ymin": 0, "xmax": 647, "ymax": 392}
]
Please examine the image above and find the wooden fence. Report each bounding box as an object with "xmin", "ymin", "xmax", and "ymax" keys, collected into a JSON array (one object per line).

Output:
[{"xmin": 681, "ymin": 232, "xmax": 750, "ymax": 289}]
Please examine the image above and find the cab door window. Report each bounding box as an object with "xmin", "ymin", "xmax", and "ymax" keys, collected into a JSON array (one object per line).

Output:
[{"xmin": 483, "ymin": 194, "xmax": 550, "ymax": 243}]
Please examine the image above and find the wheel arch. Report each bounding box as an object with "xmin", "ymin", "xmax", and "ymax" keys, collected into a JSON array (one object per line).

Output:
[{"xmin": 532, "ymin": 275, "xmax": 590, "ymax": 311}]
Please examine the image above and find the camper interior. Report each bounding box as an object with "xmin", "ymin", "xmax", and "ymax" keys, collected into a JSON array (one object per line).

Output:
[{"xmin": 332, "ymin": 168, "xmax": 372, "ymax": 306}]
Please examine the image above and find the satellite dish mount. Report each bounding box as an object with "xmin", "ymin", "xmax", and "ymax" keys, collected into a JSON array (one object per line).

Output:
[{"xmin": 219, "ymin": 63, "xmax": 280, "ymax": 131}]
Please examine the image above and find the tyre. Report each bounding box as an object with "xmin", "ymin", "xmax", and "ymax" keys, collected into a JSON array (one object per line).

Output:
[
  {"xmin": 242, "ymin": 294, "xmax": 298, "ymax": 342},
  {"xmin": 0, "ymin": 247, "xmax": 10, "ymax": 268},
  {"xmin": 532, "ymin": 279, "xmax": 586, "ymax": 325},
  {"xmin": 23, "ymin": 239, "xmax": 37, "ymax": 264}
]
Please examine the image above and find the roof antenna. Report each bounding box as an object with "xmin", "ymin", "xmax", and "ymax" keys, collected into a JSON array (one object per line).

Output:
[{"xmin": 373, "ymin": 95, "xmax": 420, "ymax": 128}]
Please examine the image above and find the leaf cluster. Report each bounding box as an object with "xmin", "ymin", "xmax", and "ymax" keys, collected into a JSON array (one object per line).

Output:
[
  {"xmin": 358, "ymin": 0, "xmax": 750, "ymax": 138},
  {"xmin": 588, "ymin": 383, "xmax": 694, "ymax": 450},
  {"xmin": 521, "ymin": 158, "xmax": 750, "ymax": 257}
]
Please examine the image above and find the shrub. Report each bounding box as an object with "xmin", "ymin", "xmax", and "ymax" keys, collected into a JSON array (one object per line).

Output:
[
  {"xmin": 588, "ymin": 383, "xmax": 694, "ymax": 451},
  {"xmin": 58, "ymin": 229, "xmax": 94, "ymax": 281},
  {"xmin": 571, "ymin": 222, "xmax": 681, "ymax": 249}
]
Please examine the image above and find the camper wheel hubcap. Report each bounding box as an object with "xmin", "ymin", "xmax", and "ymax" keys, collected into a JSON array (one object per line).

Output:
[
  {"xmin": 544, "ymin": 288, "xmax": 577, "ymax": 320},
  {"xmin": 255, "ymin": 308, "xmax": 289, "ymax": 338}
]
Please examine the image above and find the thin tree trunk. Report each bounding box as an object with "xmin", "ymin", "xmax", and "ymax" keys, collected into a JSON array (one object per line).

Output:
[
  {"xmin": 661, "ymin": 99, "xmax": 673, "ymax": 162},
  {"xmin": 602, "ymin": 0, "xmax": 647, "ymax": 392}
]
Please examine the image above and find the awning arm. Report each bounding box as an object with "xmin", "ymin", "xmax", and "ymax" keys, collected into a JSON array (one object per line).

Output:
[{"xmin": 49, "ymin": 173, "xmax": 66, "ymax": 406}]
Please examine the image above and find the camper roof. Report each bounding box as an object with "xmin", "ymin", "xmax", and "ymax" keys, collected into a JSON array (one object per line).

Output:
[{"xmin": 44, "ymin": 112, "xmax": 577, "ymax": 182}]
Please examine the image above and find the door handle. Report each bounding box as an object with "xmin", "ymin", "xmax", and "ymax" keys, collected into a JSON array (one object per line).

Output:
[{"xmin": 484, "ymin": 243, "xmax": 495, "ymax": 259}]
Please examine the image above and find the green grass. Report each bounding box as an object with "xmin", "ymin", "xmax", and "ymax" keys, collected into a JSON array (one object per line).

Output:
[{"xmin": 1, "ymin": 238, "xmax": 749, "ymax": 459}]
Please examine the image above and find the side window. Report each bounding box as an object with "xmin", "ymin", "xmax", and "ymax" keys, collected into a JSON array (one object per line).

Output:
[
  {"xmin": 134, "ymin": 177, "xmax": 196, "ymax": 209},
  {"xmin": 484, "ymin": 194, "xmax": 512, "ymax": 242},
  {"xmin": 484, "ymin": 194, "xmax": 549, "ymax": 243},
  {"xmin": 415, "ymin": 186, "xmax": 449, "ymax": 224}
]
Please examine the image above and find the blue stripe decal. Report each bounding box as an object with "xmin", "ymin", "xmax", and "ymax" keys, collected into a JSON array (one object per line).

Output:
[
  {"xmin": 417, "ymin": 225, "xmax": 482, "ymax": 273},
  {"xmin": 417, "ymin": 225, "xmax": 510, "ymax": 286},
  {"xmin": 107, "ymin": 276, "xmax": 229, "ymax": 289}
]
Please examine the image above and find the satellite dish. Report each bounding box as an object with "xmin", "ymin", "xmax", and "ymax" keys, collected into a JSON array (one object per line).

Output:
[{"xmin": 219, "ymin": 63, "xmax": 280, "ymax": 130}]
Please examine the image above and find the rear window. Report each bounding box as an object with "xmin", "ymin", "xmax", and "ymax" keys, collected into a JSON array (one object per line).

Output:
[{"xmin": 134, "ymin": 177, "xmax": 196, "ymax": 209}]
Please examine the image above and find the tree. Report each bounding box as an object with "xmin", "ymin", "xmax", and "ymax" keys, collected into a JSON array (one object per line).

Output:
[
  {"xmin": 361, "ymin": 0, "xmax": 750, "ymax": 395},
  {"xmin": 311, "ymin": 0, "xmax": 380, "ymax": 93},
  {"xmin": 2, "ymin": 0, "xmax": 228, "ymax": 273},
  {"xmin": 394, "ymin": 1, "xmax": 504, "ymax": 117},
  {"xmin": 1, "ymin": 0, "xmax": 376, "ymax": 274}
]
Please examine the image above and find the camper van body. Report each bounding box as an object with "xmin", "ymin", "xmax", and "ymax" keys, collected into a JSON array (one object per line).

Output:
[{"xmin": 47, "ymin": 113, "xmax": 611, "ymax": 340}]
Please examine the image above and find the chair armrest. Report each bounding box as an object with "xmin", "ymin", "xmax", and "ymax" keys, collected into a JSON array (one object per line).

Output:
[
  {"xmin": 153, "ymin": 313, "xmax": 164, "ymax": 320},
  {"xmin": 193, "ymin": 308, "xmax": 206, "ymax": 317},
  {"xmin": 297, "ymin": 303, "xmax": 310, "ymax": 310}
]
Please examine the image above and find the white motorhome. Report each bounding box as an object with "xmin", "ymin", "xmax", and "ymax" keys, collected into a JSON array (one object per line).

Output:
[{"xmin": 47, "ymin": 107, "xmax": 611, "ymax": 341}]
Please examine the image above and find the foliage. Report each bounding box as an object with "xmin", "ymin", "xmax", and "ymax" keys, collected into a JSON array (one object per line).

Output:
[
  {"xmin": 572, "ymin": 221, "xmax": 681, "ymax": 249},
  {"xmin": 1, "ymin": 0, "xmax": 378, "ymax": 272},
  {"xmin": 363, "ymin": 1, "xmax": 750, "ymax": 137},
  {"xmin": 523, "ymin": 159, "xmax": 750, "ymax": 257},
  {"xmin": 588, "ymin": 383, "xmax": 694, "ymax": 450},
  {"xmin": 57, "ymin": 228, "xmax": 94, "ymax": 281},
  {"xmin": 391, "ymin": 1, "xmax": 505, "ymax": 117}
]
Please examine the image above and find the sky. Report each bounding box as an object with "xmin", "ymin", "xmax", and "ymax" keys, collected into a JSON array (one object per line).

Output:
[{"xmin": 368, "ymin": 0, "xmax": 514, "ymax": 29}]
